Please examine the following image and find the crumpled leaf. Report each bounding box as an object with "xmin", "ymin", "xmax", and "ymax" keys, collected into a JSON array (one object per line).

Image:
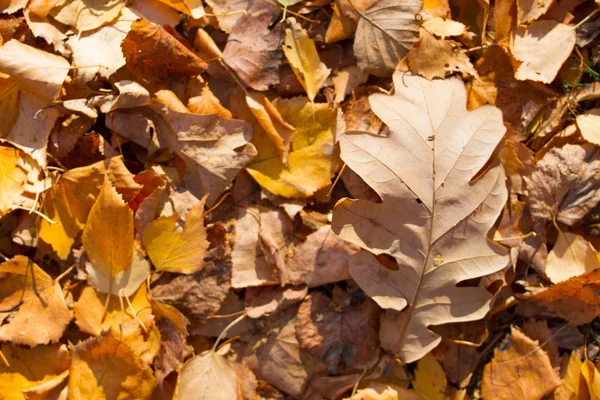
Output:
[
  {"xmin": 481, "ymin": 327, "xmax": 560, "ymax": 399},
  {"xmin": 511, "ymin": 20, "xmax": 576, "ymax": 83},
  {"xmin": 0, "ymin": 256, "xmax": 72, "ymax": 346},
  {"xmin": 332, "ymin": 71, "xmax": 508, "ymax": 363},
  {"xmin": 175, "ymin": 349, "xmax": 239, "ymax": 400},
  {"xmin": 408, "ymin": 29, "xmax": 478, "ymax": 80},
  {"xmin": 49, "ymin": 0, "xmax": 124, "ymax": 32},
  {"xmin": 0, "ymin": 344, "xmax": 71, "ymax": 400},
  {"xmin": 546, "ymin": 231, "xmax": 600, "ymax": 283},
  {"xmin": 283, "ymin": 18, "xmax": 331, "ymax": 102},
  {"xmin": 143, "ymin": 196, "xmax": 209, "ymax": 274},
  {"xmin": 82, "ymin": 179, "xmax": 134, "ymax": 279},
  {"xmin": 244, "ymin": 97, "xmax": 337, "ymax": 198},
  {"xmin": 68, "ymin": 336, "xmax": 156, "ymax": 400},
  {"xmin": 353, "ymin": 0, "xmax": 422, "ymax": 76},
  {"xmin": 222, "ymin": 3, "xmax": 283, "ymax": 91},
  {"xmin": 525, "ymin": 144, "xmax": 600, "ymax": 226}
]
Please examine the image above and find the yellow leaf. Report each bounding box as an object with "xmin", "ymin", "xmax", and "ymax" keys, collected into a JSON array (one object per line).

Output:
[
  {"xmin": 245, "ymin": 97, "xmax": 337, "ymax": 198},
  {"xmin": 555, "ymin": 352, "xmax": 597, "ymax": 400},
  {"xmin": 283, "ymin": 19, "xmax": 331, "ymax": 102},
  {"xmin": 151, "ymin": 299, "xmax": 190, "ymax": 336},
  {"xmin": 582, "ymin": 360, "xmax": 600, "ymax": 399},
  {"xmin": 0, "ymin": 75, "xmax": 18, "ymax": 135},
  {"xmin": 0, "ymin": 256, "xmax": 72, "ymax": 347},
  {"xmin": 108, "ymin": 321, "xmax": 161, "ymax": 365},
  {"xmin": 68, "ymin": 336, "xmax": 156, "ymax": 400},
  {"xmin": 82, "ymin": 179, "xmax": 134, "ymax": 278},
  {"xmin": 546, "ymin": 231, "xmax": 600, "ymax": 283},
  {"xmin": 412, "ymin": 353, "xmax": 447, "ymax": 400},
  {"xmin": 0, "ymin": 146, "xmax": 27, "ymax": 216},
  {"xmin": 246, "ymin": 92, "xmax": 296, "ymax": 165},
  {"xmin": 143, "ymin": 197, "xmax": 209, "ymax": 274},
  {"xmin": 0, "ymin": 344, "xmax": 70, "ymax": 400}
]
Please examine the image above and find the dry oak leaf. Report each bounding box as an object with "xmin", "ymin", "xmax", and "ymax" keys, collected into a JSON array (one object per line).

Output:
[
  {"xmin": 525, "ymin": 144, "xmax": 600, "ymax": 226},
  {"xmin": 221, "ymin": 6, "xmax": 283, "ymax": 91},
  {"xmin": 408, "ymin": 29, "xmax": 478, "ymax": 80},
  {"xmin": 68, "ymin": 336, "xmax": 156, "ymax": 400},
  {"xmin": 244, "ymin": 97, "xmax": 337, "ymax": 198},
  {"xmin": 511, "ymin": 20, "xmax": 576, "ymax": 83},
  {"xmin": 0, "ymin": 344, "xmax": 70, "ymax": 400},
  {"xmin": 546, "ymin": 231, "xmax": 600, "ymax": 283},
  {"xmin": 39, "ymin": 156, "xmax": 141, "ymax": 260},
  {"xmin": 0, "ymin": 146, "xmax": 27, "ymax": 216},
  {"xmin": 0, "ymin": 256, "xmax": 72, "ymax": 347},
  {"xmin": 554, "ymin": 352, "xmax": 600, "ymax": 400},
  {"xmin": 0, "ymin": 75, "xmax": 18, "ymax": 134},
  {"xmin": 143, "ymin": 195, "xmax": 209, "ymax": 274},
  {"xmin": 481, "ymin": 327, "xmax": 560, "ymax": 400},
  {"xmin": 331, "ymin": 71, "xmax": 509, "ymax": 363},
  {"xmin": 49, "ymin": 0, "xmax": 124, "ymax": 32},
  {"xmin": 283, "ymin": 18, "xmax": 331, "ymax": 102},
  {"xmin": 122, "ymin": 18, "xmax": 207, "ymax": 82},
  {"xmin": 353, "ymin": 0, "xmax": 422, "ymax": 76},
  {"xmin": 0, "ymin": 39, "xmax": 68, "ymax": 101},
  {"xmin": 576, "ymin": 108, "xmax": 600, "ymax": 145},
  {"xmin": 175, "ymin": 349, "xmax": 239, "ymax": 400},
  {"xmin": 519, "ymin": 269, "xmax": 600, "ymax": 326}
]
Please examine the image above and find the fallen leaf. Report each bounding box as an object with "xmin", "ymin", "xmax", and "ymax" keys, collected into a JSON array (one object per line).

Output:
[
  {"xmin": 244, "ymin": 97, "xmax": 337, "ymax": 198},
  {"xmin": 176, "ymin": 349, "xmax": 239, "ymax": 400},
  {"xmin": 346, "ymin": 383, "xmax": 422, "ymax": 400},
  {"xmin": 576, "ymin": 108, "xmax": 600, "ymax": 145},
  {"xmin": 151, "ymin": 299, "xmax": 190, "ymax": 336},
  {"xmin": 0, "ymin": 256, "xmax": 72, "ymax": 346},
  {"xmin": 421, "ymin": 17, "xmax": 466, "ymax": 38},
  {"xmin": 525, "ymin": 144, "xmax": 600, "ymax": 226},
  {"xmin": 332, "ymin": 71, "xmax": 508, "ymax": 363},
  {"xmin": 511, "ymin": 20, "xmax": 576, "ymax": 83},
  {"xmin": 296, "ymin": 291, "xmax": 380, "ymax": 369},
  {"xmin": 412, "ymin": 353, "xmax": 447, "ymax": 400},
  {"xmin": 82, "ymin": 179, "xmax": 134, "ymax": 280},
  {"xmin": 156, "ymin": 0, "xmax": 205, "ymax": 18},
  {"xmin": 408, "ymin": 28, "xmax": 478, "ymax": 80},
  {"xmin": 0, "ymin": 39, "xmax": 68, "ymax": 101},
  {"xmin": 332, "ymin": 65, "xmax": 370, "ymax": 103},
  {"xmin": 187, "ymin": 86, "xmax": 233, "ymax": 118},
  {"xmin": 222, "ymin": 4, "xmax": 283, "ymax": 91},
  {"xmin": 517, "ymin": 0, "xmax": 554, "ymax": 23},
  {"xmin": 546, "ymin": 231, "xmax": 600, "ymax": 283},
  {"xmin": 122, "ymin": 18, "xmax": 207, "ymax": 83},
  {"xmin": 554, "ymin": 352, "xmax": 600, "ymax": 400},
  {"xmin": 0, "ymin": 146, "xmax": 27, "ymax": 216},
  {"xmin": 353, "ymin": 0, "xmax": 422, "ymax": 76},
  {"xmin": 283, "ymin": 18, "xmax": 331, "ymax": 102},
  {"xmin": 0, "ymin": 344, "xmax": 70, "ymax": 400},
  {"xmin": 0, "ymin": 75, "xmax": 18, "ymax": 134},
  {"xmin": 143, "ymin": 196, "xmax": 209, "ymax": 274},
  {"xmin": 68, "ymin": 336, "xmax": 156, "ymax": 400},
  {"xmin": 204, "ymin": 0, "xmax": 248, "ymax": 33},
  {"xmin": 108, "ymin": 321, "xmax": 161, "ymax": 365},
  {"xmin": 154, "ymin": 318, "xmax": 190, "ymax": 385},
  {"xmin": 245, "ymin": 285, "xmax": 307, "ymax": 318},
  {"xmin": 481, "ymin": 327, "xmax": 560, "ymax": 399},
  {"xmin": 49, "ymin": 0, "xmax": 124, "ymax": 32},
  {"xmin": 339, "ymin": 85, "xmax": 386, "ymax": 135}
]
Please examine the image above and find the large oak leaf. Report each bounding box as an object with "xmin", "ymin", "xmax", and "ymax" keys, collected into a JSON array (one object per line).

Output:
[{"xmin": 332, "ymin": 71, "xmax": 509, "ymax": 363}]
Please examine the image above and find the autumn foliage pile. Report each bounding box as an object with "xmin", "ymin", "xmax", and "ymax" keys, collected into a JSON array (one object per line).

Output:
[{"xmin": 2, "ymin": 0, "xmax": 600, "ymax": 399}]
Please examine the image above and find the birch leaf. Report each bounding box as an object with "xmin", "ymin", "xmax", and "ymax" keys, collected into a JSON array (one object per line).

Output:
[
  {"xmin": 176, "ymin": 349, "xmax": 239, "ymax": 400},
  {"xmin": 332, "ymin": 71, "xmax": 509, "ymax": 363}
]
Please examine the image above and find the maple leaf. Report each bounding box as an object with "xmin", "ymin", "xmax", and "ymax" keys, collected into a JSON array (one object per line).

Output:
[
  {"xmin": 332, "ymin": 71, "xmax": 509, "ymax": 363},
  {"xmin": 0, "ymin": 256, "xmax": 72, "ymax": 346}
]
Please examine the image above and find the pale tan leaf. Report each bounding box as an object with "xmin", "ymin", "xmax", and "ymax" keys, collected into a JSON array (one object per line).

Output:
[
  {"xmin": 332, "ymin": 71, "xmax": 508, "ymax": 363},
  {"xmin": 49, "ymin": 0, "xmax": 124, "ymax": 32},
  {"xmin": 204, "ymin": 0, "xmax": 247, "ymax": 33},
  {"xmin": 353, "ymin": 0, "xmax": 422, "ymax": 76},
  {"xmin": 176, "ymin": 350, "xmax": 239, "ymax": 400},
  {"xmin": 577, "ymin": 108, "xmax": 600, "ymax": 145},
  {"xmin": 546, "ymin": 231, "xmax": 600, "ymax": 283},
  {"xmin": 421, "ymin": 17, "xmax": 466, "ymax": 38},
  {"xmin": 511, "ymin": 20, "xmax": 576, "ymax": 83},
  {"xmin": 517, "ymin": 0, "xmax": 555, "ymax": 23}
]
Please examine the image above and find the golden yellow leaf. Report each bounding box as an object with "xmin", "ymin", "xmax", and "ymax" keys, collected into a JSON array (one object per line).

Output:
[
  {"xmin": 0, "ymin": 75, "xmax": 18, "ymax": 135},
  {"xmin": 74, "ymin": 285, "xmax": 154, "ymax": 336},
  {"xmin": 246, "ymin": 92, "xmax": 296, "ymax": 165},
  {"xmin": 555, "ymin": 352, "xmax": 600, "ymax": 400},
  {"xmin": 283, "ymin": 19, "xmax": 331, "ymax": 102},
  {"xmin": 82, "ymin": 179, "xmax": 134, "ymax": 278},
  {"xmin": 0, "ymin": 146, "xmax": 27, "ymax": 216},
  {"xmin": 0, "ymin": 344, "xmax": 70, "ymax": 400},
  {"xmin": 245, "ymin": 97, "xmax": 337, "ymax": 198},
  {"xmin": 108, "ymin": 321, "xmax": 161, "ymax": 365},
  {"xmin": 412, "ymin": 353, "xmax": 447, "ymax": 400},
  {"xmin": 151, "ymin": 299, "xmax": 190, "ymax": 336},
  {"xmin": 68, "ymin": 336, "xmax": 156, "ymax": 400},
  {"xmin": 143, "ymin": 197, "xmax": 209, "ymax": 274},
  {"xmin": 0, "ymin": 256, "xmax": 72, "ymax": 347}
]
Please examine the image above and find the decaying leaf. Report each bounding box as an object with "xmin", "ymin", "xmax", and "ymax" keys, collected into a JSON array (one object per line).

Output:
[
  {"xmin": 353, "ymin": 0, "xmax": 422, "ymax": 76},
  {"xmin": 332, "ymin": 71, "xmax": 508, "ymax": 363},
  {"xmin": 143, "ymin": 196, "xmax": 209, "ymax": 274},
  {"xmin": 481, "ymin": 327, "xmax": 560, "ymax": 399},
  {"xmin": 0, "ymin": 256, "xmax": 72, "ymax": 347}
]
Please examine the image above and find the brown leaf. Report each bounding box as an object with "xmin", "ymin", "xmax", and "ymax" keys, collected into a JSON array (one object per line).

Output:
[
  {"xmin": 481, "ymin": 327, "xmax": 560, "ymax": 400},
  {"xmin": 0, "ymin": 256, "xmax": 72, "ymax": 346},
  {"xmin": 245, "ymin": 285, "xmax": 307, "ymax": 318},
  {"xmin": 526, "ymin": 144, "xmax": 600, "ymax": 226},
  {"xmin": 155, "ymin": 318, "xmax": 191, "ymax": 385}
]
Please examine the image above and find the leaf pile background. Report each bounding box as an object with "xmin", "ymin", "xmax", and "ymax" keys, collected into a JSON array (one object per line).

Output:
[{"xmin": 0, "ymin": 0, "xmax": 600, "ymax": 399}]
